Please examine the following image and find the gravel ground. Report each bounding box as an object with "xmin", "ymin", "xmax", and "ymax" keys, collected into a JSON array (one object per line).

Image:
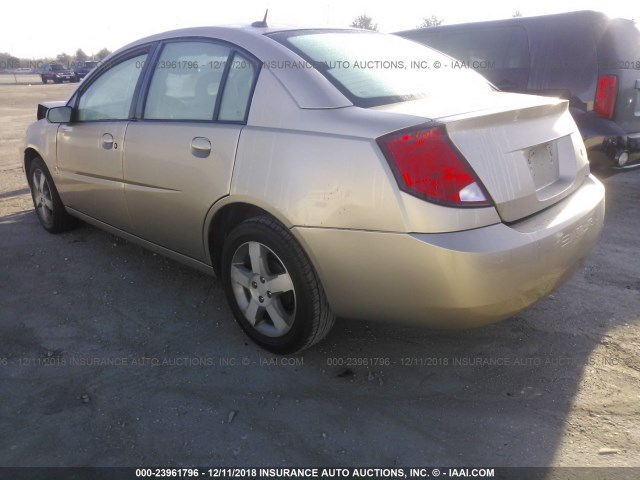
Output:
[{"xmin": 0, "ymin": 84, "xmax": 639, "ymax": 471}]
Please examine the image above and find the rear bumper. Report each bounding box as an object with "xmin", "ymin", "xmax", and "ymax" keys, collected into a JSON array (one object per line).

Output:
[
  {"xmin": 585, "ymin": 132, "xmax": 640, "ymax": 167},
  {"xmin": 294, "ymin": 174, "xmax": 605, "ymax": 327},
  {"xmin": 623, "ymin": 133, "xmax": 640, "ymax": 167},
  {"xmin": 627, "ymin": 133, "xmax": 640, "ymax": 150}
]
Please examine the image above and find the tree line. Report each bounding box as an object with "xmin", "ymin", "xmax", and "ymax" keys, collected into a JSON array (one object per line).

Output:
[
  {"xmin": 349, "ymin": 13, "xmax": 445, "ymax": 31},
  {"xmin": 349, "ymin": 11, "xmax": 526, "ymax": 30}
]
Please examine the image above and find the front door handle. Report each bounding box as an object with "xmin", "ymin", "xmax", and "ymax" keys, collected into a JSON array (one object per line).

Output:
[
  {"xmin": 191, "ymin": 137, "xmax": 211, "ymax": 158},
  {"xmin": 101, "ymin": 133, "xmax": 114, "ymax": 150}
]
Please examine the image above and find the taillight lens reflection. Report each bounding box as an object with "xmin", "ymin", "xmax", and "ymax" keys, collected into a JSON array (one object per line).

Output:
[{"xmin": 378, "ymin": 126, "xmax": 492, "ymax": 207}]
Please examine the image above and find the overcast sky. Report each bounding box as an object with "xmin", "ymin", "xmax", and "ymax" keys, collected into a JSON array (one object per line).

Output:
[{"xmin": 2, "ymin": 0, "xmax": 636, "ymax": 58}]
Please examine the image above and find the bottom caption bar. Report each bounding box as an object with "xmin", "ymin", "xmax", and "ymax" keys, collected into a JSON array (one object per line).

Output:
[{"xmin": 0, "ymin": 467, "xmax": 639, "ymax": 480}]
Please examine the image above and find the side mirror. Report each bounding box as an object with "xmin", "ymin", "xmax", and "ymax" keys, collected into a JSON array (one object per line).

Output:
[{"xmin": 46, "ymin": 106, "xmax": 72, "ymax": 124}]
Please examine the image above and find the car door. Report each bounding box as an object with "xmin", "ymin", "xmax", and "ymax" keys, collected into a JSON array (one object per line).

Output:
[
  {"xmin": 123, "ymin": 41, "xmax": 259, "ymax": 261},
  {"xmin": 56, "ymin": 51, "xmax": 149, "ymax": 231}
]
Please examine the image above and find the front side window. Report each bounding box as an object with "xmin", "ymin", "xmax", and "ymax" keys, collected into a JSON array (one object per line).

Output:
[
  {"xmin": 144, "ymin": 42, "xmax": 231, "ymax": 121},
  {"xmin": 77, "ymin": 54, "xmax": 147, "ymax": 121}
]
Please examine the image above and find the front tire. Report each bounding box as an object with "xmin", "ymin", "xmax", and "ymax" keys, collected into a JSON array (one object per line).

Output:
[
  {"xmin": 221, "ymin": 216, "xmax": 335, "ymax": 353},
  {"xmin": 28, "ymin": 157, "xmax": 76, "ymax": 233}
]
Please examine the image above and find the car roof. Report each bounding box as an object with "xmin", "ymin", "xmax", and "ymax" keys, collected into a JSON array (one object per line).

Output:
[{"xmin": 118, "ymin": 24, "xmax": 326, "ymax": 50}]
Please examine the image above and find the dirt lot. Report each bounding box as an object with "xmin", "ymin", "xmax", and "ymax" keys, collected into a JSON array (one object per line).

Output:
[{"xmin": 1, "ymin": 84, "xmax": 639, "ymax": 472}]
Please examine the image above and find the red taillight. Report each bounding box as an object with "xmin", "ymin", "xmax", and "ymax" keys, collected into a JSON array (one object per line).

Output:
[
  {"xmin": 595, "ymin": 75, "xmax": 618, "ymax": 119},
  {"xmin": 377, "ymin": 125, "xmax": 492, "ymax": 207}
]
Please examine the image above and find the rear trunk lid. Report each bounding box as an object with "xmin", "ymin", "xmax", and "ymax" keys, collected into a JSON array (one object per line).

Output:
[{"xmin": 375, "ymin": 91, "xmax": 590, "ymax": 222}]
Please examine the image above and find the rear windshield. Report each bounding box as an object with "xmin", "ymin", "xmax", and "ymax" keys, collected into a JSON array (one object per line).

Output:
[{"xmin": 269, "ymin": 30, "xmax": 492, "ymax": 107}]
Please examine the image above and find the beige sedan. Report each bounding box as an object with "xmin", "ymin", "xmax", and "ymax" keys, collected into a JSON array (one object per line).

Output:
[{"xmin": 24, "ymin": 25, "xmax": 605, "ymax": 352}]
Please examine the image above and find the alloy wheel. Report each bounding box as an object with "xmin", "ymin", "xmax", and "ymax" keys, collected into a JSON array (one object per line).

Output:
[{"xmin": 229, "ymin": 241, "xmax": 296, "ymax": 337}]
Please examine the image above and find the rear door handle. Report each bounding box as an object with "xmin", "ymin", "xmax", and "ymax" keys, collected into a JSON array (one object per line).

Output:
[
  {"xmin": 191, "ymin": 137, "xmax": 211, "ymax": 158},
  {"xmin": 101, "ymin": 133, "xmax": 114, "ymax": 150}
]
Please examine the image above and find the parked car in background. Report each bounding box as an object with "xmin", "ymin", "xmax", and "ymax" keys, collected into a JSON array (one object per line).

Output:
[
  {"xmin": 13, "ymin": 67, "xmax": 34, "ymax": 74},
  {"xmin": 40, "ymin": 63, "xmax": 77, "ymax": 84},
  {"xmin": 71, "ymin": 60, "xmax": 99, "ymax": 80},
  {"xmin": 24, "ymin": 25, "xmax": 604, "ymax": 352},
  {"xmin": 398, "ymin": 11, "xmax": 640, "ymax": 169}
]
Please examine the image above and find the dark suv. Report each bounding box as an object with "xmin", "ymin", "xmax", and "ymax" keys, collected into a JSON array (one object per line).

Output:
[
  {"xmin": 40, "ymin": 64, "xmax": 77, "ymax": 84},
  {"xmin": 71, "ymin": 60, "xmax": 98, "ymax": 80},
  {"xmin": 398, "ymin": 11, "xmax": 640, "ymax": 169}
]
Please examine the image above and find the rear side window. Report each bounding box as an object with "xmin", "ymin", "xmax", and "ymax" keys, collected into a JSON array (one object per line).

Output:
[
  {"xmin": 144, "ymin": 42, "xmax": 231, "ymax": 121},
  {"xmin": 144, "ymin": 42, "xmax": 259, "ymax": 122},
  {"xmin": 270, "ymin": 30, "xmax": 491, "ymax": 107},
  {"xmin": 219, "ymin": 53, "xmax": 257, "ymax": 122}
]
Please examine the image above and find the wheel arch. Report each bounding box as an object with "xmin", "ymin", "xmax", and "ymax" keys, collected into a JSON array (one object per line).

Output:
[
  {"xmin": 24, "ymin": 147, "xmax": 43, "ymax": 183},
  {"xmin": 204, "ymin": 199, "xmax": 335, "ymax": 319},
  {"xmin": 205, "ymin": 200, "xmax": 292, "ymax": 277}
]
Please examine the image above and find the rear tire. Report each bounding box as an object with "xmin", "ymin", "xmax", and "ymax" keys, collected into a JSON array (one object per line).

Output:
[
  {"xmin": 28, "ymin": 156, "xmax": 77, "ymax": 233},
  {"xmin": 221, "ymin": 215, "xmax": 335, "ymax": 353}
]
